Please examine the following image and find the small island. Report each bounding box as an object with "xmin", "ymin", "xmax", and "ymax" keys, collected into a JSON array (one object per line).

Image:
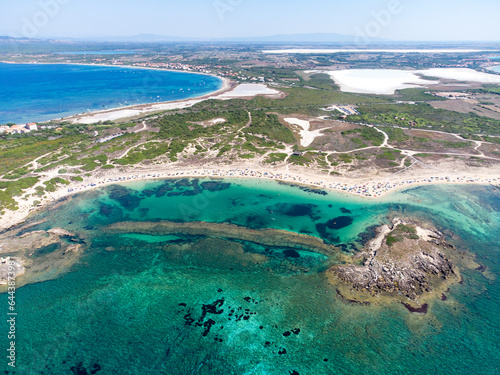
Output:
[{"xmin": 328, "ymin": 219, "xmax": 471, "ymax": 312}]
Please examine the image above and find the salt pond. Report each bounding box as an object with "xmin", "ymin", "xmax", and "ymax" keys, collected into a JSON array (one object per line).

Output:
[{"xmin": 308, "ymin": 68, "xmax": 500, "ymax": 95}]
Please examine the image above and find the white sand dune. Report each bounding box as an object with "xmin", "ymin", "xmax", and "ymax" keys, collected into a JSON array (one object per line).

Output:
[
  {"xmin": 285, "ymin": 118, "xmax": 325, "ymax": 147},
  {"xmin": 207, "ymin": 118, "xmax": 226, "ymax": 125}
]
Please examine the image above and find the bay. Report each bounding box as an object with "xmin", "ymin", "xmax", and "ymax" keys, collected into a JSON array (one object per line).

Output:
[{"xmin": 0, "ymin": 63, "xmax": 222, "ymax": 124}]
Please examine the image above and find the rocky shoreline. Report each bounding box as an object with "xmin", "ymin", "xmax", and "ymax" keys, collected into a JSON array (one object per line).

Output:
[{"xmin": 0, "ymin": 222, "xmax": 86, "ymax": 290}]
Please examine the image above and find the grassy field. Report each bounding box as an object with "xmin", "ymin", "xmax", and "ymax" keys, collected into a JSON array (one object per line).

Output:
[{"xmin": 349, "ymin": 103, "xmax": 500, "ymax": 136}]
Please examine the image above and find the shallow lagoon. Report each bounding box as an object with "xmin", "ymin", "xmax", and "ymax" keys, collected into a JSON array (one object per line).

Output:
[{"xmin": 1, "ymin": 178, "xmax": 499, "ymax": 374}]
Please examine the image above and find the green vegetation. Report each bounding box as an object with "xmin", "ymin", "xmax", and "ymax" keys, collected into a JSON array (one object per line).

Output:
[
  {"xmin": 238, "ymin": 153, "xmax": 255, "ymax": 159},
  {"xmin": 438, "ymin": 141, "xmax": 470, "ymax": 149},
  {"xmin": 0, "ymin": 68, "xmax": 498, "ymax": 219},
  {"xmin": 383, "ymin": 127, "xmax": 410, "ymax": 143},
  {"xmin": 301, "ymin": 73, "xmax": 340, "ymax": 91},
  {"xmin": 44, "ymin": 178, "xmax": 70, "ymax": 193},
  {"xmin": 0, "ymin": 177, "xmax": 39, "ymax": 197},
  {"xmin": 350, "ymin": 103, "xmax": 500, "ymax": 136},
  {"xmin": 342, "ymin": 127, "xmax": 384, "ymax": 146},
  {"xmin": 157, "ymin": 110, "xmax": 248, "ymax": 139},
  {"xmin": 3, "ymin": 166, "xmax": 33, "ymax": 180},
  {"xmin": 377, "ymin": 148, "xmax": 402, "ymax": 161},
  {"xmin": 386, "ymin": 235, "xmax": 401, "ymax": 247},
  {"xmin": 119, "ymin": 122, "xmax": 137, "ymax": 131},
  {"xmin": 386, "ymin": 224, "xmax": 419, "ymax": 246},
  {"xmin": 0, "ymin": 135, "xmax": 87, "ymax": 176},
  {"xmin": 0, "ymin": 191, "xmax": 17, "ymax": 212},
  {"xmin": 244, "ymin": 111, "xmax": 295, "ymax": 144},
  {"xmin": 0, "ymin": 177, "xmax": 40, "ymax": 212},
  {"xmin": 265, "ymin": 153, "xmax": 288, "ymax": 163},
  {"xmin": 331, "ymin": 154, "xmax": 354, "ymax": 164},
  {"xmin": 479, "ymin": 85, "xmax": 500, "ymax": 95},
  {"xmin": 289, "ymin": 154, "xmax": 311, "ymax": 166},
  {"xmin": 116, "ymin": 142, "xmax": 169, "ymax": 165},
  {"xmin": 395, "ymin": 88, "xmax": 444, "ymax": 101},
  {"xmin": 252, "ymin": 87, "xmax": 387, "ymax": 110}
]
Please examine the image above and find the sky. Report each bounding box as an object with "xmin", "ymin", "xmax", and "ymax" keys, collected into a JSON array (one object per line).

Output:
[{"xmin": 0, "ymin": 0, "xmax": 499, "ymax": 41}]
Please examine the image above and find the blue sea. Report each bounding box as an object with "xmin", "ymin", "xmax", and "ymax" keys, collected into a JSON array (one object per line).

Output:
[
  {"xmin": 0, "ymin": 178, "xmax": 498, "ymax": 374},
  {"xmin": 0, "ymin": 63, "xmax": 222, "ymax": 124}
]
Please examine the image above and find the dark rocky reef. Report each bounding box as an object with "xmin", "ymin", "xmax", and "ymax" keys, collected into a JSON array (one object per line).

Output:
[{"xmin": 103, "ymin": 221, "xmax": 339, "ymax": 257}]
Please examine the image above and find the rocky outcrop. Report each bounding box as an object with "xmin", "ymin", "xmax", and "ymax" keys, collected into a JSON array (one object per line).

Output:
[
  {"xmin": 0, "ymin": 257, "xmax": 25, "ymax": 284},
  {"xmin": 329, "ymin": 219, "xmax": 458, "ymax": 306},
  {"xmin": 0, "ymin": 225, "xmax": 85, "ymax": 289},
  {"xmin": 47, "ymin": 227, "xmax": 75, "ymax": 237}
]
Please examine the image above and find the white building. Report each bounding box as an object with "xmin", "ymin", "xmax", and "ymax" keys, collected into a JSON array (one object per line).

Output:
[{"xmin": 25, "ymin": 123, "xmax": 38, "ymax": 131}]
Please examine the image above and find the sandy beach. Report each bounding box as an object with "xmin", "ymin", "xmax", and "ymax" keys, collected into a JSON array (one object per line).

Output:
[
  {"xmin": 1, "ymin": 161, "xmax": 498, "ymax": 231},
  {"xmin": 68, "ymin": 82, "xmax": 284, "ymax": 124}
]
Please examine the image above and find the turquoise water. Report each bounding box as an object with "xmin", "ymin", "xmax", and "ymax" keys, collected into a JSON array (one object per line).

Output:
[
  {"xmin": 0, "ymin": 63, "xmax": 222, "ymax": 124},
  {"xmin": 0, "ymin": 179, "xmax": 499, "ymax": 374},
  {"xmin": 490, "ymin": 65, "xmax": 500, "ymax": 73}
]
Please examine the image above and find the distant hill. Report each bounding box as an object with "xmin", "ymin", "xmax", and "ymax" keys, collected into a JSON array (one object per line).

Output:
[
  {"xmin": 0, "ymin": 35, "xmax": 37, "ymax": 43},
  {"xmin": 222, "ymin": 33, "xmax": 388, "ymax": 43},
  {"xmin": 75, "ymin": 33, "xmax": 388, "ymax": 44},
  {"xmin": 84, "ymin": 34, "xmax": 187, "ymax": 43}
]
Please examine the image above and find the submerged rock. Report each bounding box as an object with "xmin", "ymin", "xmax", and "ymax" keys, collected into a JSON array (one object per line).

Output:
[
  {"xmin": 104, "ymin": 220, "xmax": 339, "ymax": 257},
  {"xmin": 47, "ymin": 227, "xmax": 75, "ymax": 237}
]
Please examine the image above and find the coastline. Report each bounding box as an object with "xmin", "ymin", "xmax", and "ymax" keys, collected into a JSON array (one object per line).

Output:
[
  {"xmin": 1, "ymin": 164, "xmax": 498, "ymax": 231},
  {"xmin": 65, "ymin": 79, "xmax": 285, "ymax": 124},
  {"xmin": 67, "ymin": 74, "xmax": 235, "ymax": 124},
  {"xmin": 0, "ymin": 61, "xmax": 235, "ymax": 125}
]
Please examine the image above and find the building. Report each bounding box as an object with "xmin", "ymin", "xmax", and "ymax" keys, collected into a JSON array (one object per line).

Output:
[
  {"xmin": 0, "ymin": 126, "xmax": 8, "ymax": 134},
  {"xmin": 25, "ymin": 123, "xmax": 38, "ymax": 131},
  {"xmin": 9, "ymin": 125, "xmax": 26, "ymax": 134}
]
